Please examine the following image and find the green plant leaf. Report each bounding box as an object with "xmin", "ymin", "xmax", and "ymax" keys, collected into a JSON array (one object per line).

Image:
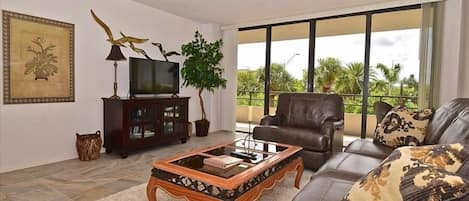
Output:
[{"xmin": 180, "ymin": 31, "xmax": 227, "ymax": 119}]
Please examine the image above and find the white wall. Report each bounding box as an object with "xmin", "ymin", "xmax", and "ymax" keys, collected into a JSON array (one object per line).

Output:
[
  {"xmin": 199, "ymin": 23, "xmax": 224, "ymax": 132},
  {"xmin": 220, "ymin": 29, "xmax": 238, "ymax": 131},
  {"xmin": 438, "ymin": 0, "xmax": 469, "ymax": 102},
  {"xmin": 458, "ymin": 0, "xmax": 469, "ymax": 98},
  {"xmin": 0, "ymin": 0, "xmax": 222, "ymax": 172},
  {"xmin": 438, "ymin": 0, "xmax": 464, "ymax": 104}
]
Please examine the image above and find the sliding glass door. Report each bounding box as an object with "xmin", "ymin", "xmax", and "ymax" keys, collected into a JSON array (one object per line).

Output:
[
  {"xmin": 314, "ymin": 16, "xmax": 366, "ymax": 140},
  {"xmin": 269, "ymin": 22, "xmax": 310, "ymax": 115},
  {"xmin": 366, "ymin": 9, "xmax": 423, "ymax": 136},
  {"xmin": 235, "ymin": 5, "xmax": 432, "ymax": 138},
  {"xmin": 236, "ymin": 29, "xmax": 267, "ymax": 133}
]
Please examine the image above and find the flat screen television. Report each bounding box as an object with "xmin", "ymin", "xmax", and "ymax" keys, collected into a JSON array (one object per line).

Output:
[{"xmin": 129, "ymin": 57, "xmax": 179, "ymax": 96}]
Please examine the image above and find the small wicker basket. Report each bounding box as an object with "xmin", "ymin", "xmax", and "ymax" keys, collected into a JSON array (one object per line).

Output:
[{"xmin": 76, "ymin": 131, "xmax": 102, "ymax": 161}]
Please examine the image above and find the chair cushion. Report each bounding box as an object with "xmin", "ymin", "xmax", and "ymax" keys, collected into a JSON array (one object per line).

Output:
[
  {"xmin": 253, "ymin": 126, "xmax": 330, "ymax": 151},
  {"xmin": 344, "ymin": 139, "xmax": 394, "ymax": 159},
  {"xmin": 374, "ymin": 106, "xmax": 433, "ymax": 148},
  {"xmin": 343, "ymin": 144, "xmax": 469, "ymax": 201},
  {"xmin": 293, "ymin": 171, "xmax": 355, "ymax": 201},
  {"xmin": 318, "ymin": 152, "xmax": 383, "ymax": 179}
]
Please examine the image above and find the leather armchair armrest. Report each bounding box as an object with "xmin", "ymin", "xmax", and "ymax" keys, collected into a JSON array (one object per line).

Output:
[
  {"xmin": 320, "ymin": 120, "xmax": 344, "ymax": 153},
  {"xmin": 260, "ymin": 115, "xmax": 281, "ymax": 126}
]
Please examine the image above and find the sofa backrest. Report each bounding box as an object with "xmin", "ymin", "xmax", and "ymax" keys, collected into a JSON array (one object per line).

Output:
[
  {"xmin": 437, "ymin": 108, "xmax": 469, "ymax": 144},
  {"xmin": 425, "ymin": 98, "xmax": 469, "ymax": 144},
  {"xmin": 275, "ymin": 93, "xmax": 344, "ymax": 129}
]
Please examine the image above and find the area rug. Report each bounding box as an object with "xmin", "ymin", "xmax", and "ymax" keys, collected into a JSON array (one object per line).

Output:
[{"xmin": 97, "ymin": 170, "xmax": 313, "ymax": 201}]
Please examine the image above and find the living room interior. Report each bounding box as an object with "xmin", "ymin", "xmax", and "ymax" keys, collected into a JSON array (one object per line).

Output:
[{"xmin": 1, "ymin": 0, "xmax": 469, "ymax": 201}]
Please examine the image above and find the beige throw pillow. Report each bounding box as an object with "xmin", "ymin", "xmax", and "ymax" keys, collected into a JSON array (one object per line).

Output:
[
  {"xmin": 343, "ymin": 144, "xmax": 469, "ymax": 201},
  {"xmin": 374, "ymin": 106, "xmax": 433, "ymax": 148}
]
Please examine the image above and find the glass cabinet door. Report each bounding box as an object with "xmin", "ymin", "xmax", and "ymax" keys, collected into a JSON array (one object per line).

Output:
[
  {"xmin": 163, "ymin": 106, "xmax": 175, "ymax": 135},
  {"xmin": 162, "ymin": 104, "xmax": 185, "ymax": 135},
  {"xmin": 129, "ymin": 106, "xmax": 157, "ymax": 139}
]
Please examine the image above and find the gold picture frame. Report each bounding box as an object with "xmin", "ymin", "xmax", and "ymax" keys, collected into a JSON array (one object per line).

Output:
[{"xmin": 3, "ymin": 10, "xmax": 74, "ymax": 104}]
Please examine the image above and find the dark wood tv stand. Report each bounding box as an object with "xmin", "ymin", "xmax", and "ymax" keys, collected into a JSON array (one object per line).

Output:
[{"xmin": 102, "ymin": 96, "xmax": 189, "ymax": 158}]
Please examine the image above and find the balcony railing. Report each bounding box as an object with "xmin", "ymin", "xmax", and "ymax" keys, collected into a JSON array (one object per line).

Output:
[
  {"xmin": 236, "ymin": 90, "xmax": 418, "ymax": 114},
  {"xmin": 236, "ymin": 91, "xmax": 418, "ymax": 137}
]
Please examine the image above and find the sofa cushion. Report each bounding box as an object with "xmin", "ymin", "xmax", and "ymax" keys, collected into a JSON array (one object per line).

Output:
[
  {"xmin": 318, "ymin": 152, "xmax": 383, "ymax": 179},
  {"xmin": 344, "ymin": 139, "xmax": 393, "ymax": 159},
  {"xmin": 253, "ymin": 126, "xmax": 330, "ymax": 151},
  {"xmin": 343, "ymin": 144, "xmax": 469, "ymax": 201},
  {"xmin": 374, "ymin": 106, "xmax": 432, "ymax": 148},
  {"xmin": 300, "ymin": 150, "xmax": 330, "ymax": 171},
  {"xmin": 293, "ymin": 171, "xmax": 355, "ymax": 201}
]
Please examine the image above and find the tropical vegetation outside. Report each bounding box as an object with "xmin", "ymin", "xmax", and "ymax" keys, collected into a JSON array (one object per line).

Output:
[
  {"xmin": 237, "ymin": 58, "xmax": 419, "ymax": 114},
  {"xmin": 236, "ymin": 8, "xmax": 422, "ymax": 136}
]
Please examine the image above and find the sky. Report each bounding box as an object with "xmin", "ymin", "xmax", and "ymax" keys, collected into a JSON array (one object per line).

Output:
[{"xmin": 237, "ymin": 29, "xmax": 421, "ymax": 81}]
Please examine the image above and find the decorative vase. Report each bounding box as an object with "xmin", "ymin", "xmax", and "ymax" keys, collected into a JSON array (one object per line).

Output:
[{"xmin": 195, "ymin": 119, "xmax": 209, "ymax": 137}]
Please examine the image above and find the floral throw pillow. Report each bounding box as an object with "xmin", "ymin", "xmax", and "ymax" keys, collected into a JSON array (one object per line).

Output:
[
  {"xmin": 403, "ymin": 143, "xmax": 469, "ymax": 173},
  {"xmin": 374, "ymin": 106, "xmax": 433, "ymax": 148},
  {"xmin": 343, "ymin": 144, "xmax": 469, "ymax": 201}
]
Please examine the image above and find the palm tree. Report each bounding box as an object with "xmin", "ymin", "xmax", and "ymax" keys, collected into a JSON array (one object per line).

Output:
[
  {"xmin": 400, "ymin": 74, "xmax": 419, "ymax": 98},
  {"xmin": 314, "ymin": 57, "xmax": 343, "ymax": 92},
  {"xmin": 335, "ymin": 62, "xmax": 364, "ymax": 94},
  {"xmin": 237, "ymin": 70, "xmax": 262, "ymax": 96},
  {"xmin": 375, "ymin": 63, "xmax": 401, "ymax": 95},
  {"xmin": 256, "ymin": 63, "xmax": 296, "ymax": 107},
  {"xmin": 256, "ymin": 63, "xmax": 296, "ymax": 92},
  {"xmin": 401, "ymin": 74, "xmax": 418, "ymax": 91},
  {"xmin": 369, "ymin": 80, "xmax": 388, "ymax": 95}
]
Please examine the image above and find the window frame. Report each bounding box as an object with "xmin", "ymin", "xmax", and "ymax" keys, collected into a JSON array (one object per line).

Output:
[{"xmin": 237, "ymin": 4, "xmax": 422, "ymax": 137}]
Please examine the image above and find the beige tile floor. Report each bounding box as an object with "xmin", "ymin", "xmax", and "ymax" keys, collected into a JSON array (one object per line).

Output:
[{"xmin": 0, "ymin": 131, "xmax": 244, "ymax": 201}]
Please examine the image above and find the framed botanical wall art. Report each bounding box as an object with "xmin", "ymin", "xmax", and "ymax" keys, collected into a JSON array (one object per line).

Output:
[{"xmin": 3, "ymin": 10, "xmax": 74, "ymax": 104}]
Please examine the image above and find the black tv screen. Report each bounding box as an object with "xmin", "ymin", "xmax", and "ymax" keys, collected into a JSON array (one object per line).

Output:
[{"xmin": 129, "ymin": 57, "xmax": 179, "ymax": 96}]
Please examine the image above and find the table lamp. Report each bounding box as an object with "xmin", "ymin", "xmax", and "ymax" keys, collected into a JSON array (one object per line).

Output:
[{"xmin": 106, "ymin": 45, "xmax": 126, "ymax": 99}]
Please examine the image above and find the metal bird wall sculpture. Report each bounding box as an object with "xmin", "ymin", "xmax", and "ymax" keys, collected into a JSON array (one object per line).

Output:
[
  {"xmin": 120, "ymin": 32, "xmax": 152, "ymax": 60},
  {"xmin": 151, "ymin": 42, "xmax": 181, "ymax": 61},
  {"xmin": 90, "ymin": 9, "xmax": 148, "ymax": 47}
]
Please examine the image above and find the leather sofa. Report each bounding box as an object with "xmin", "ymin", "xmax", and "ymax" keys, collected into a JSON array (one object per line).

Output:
[
  {"xmin": 293, "ymin": 98, "xmax": 469, "ymax": 201},
  {"xmin": 253, "ymin": 93, "xmax": 344, "ymax": 170}
]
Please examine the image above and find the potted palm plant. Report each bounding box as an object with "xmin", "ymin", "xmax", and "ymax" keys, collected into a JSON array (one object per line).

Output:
[{"xmin": 181, "ymin": 31, "xmax": 226, "ymax": 136}]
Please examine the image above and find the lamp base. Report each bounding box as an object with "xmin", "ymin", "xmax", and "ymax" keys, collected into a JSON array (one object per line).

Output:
[{"xmin": 109, "ymin": 95, "xmax": 120, "ymax": 99}]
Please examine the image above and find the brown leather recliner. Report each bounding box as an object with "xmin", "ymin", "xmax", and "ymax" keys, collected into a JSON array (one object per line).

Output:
[{"xmin": 252, "ymin": 93, "xmax": 344, "ymax": 170}]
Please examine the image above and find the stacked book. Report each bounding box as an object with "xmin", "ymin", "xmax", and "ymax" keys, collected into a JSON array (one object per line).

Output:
[
  {"xmin": 203, "ymin": 155, "xmax": 243, "ymax": 169},
  {"xmin": 201, "ymin": 155, "xmax": 245, "ymax": 177}
]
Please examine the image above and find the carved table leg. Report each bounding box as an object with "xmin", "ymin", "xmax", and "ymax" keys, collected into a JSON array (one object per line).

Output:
[
  {"xmin": 294, "ymin": 157, "xmax": 304, "ymax": 189},
  {"xmin": 147, "ymin": 177, "xmax": 158, "ymax": 201}
]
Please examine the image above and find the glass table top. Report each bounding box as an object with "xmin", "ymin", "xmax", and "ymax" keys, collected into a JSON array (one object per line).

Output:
[
  {"xmin": 230, "ymin": 139, "xmax": 288, "ymax": 153},
  {"xmin": 170, "ymin": 139, "xmax": 289, "ymax": 178},
  {"xmin": 171, "ymin": 154, "xmax": 251, "ymax": 178}
]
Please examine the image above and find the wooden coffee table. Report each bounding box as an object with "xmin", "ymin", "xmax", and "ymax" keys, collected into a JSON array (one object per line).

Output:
[{"xmin": 146, "ymin": 139, "xmax": 303, "ymax": 201}]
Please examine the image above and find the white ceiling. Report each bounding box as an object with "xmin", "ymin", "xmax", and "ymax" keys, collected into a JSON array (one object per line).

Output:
[{"xmin": 133, "ymin": 0, "xmax": 404, "ymax": 26}]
